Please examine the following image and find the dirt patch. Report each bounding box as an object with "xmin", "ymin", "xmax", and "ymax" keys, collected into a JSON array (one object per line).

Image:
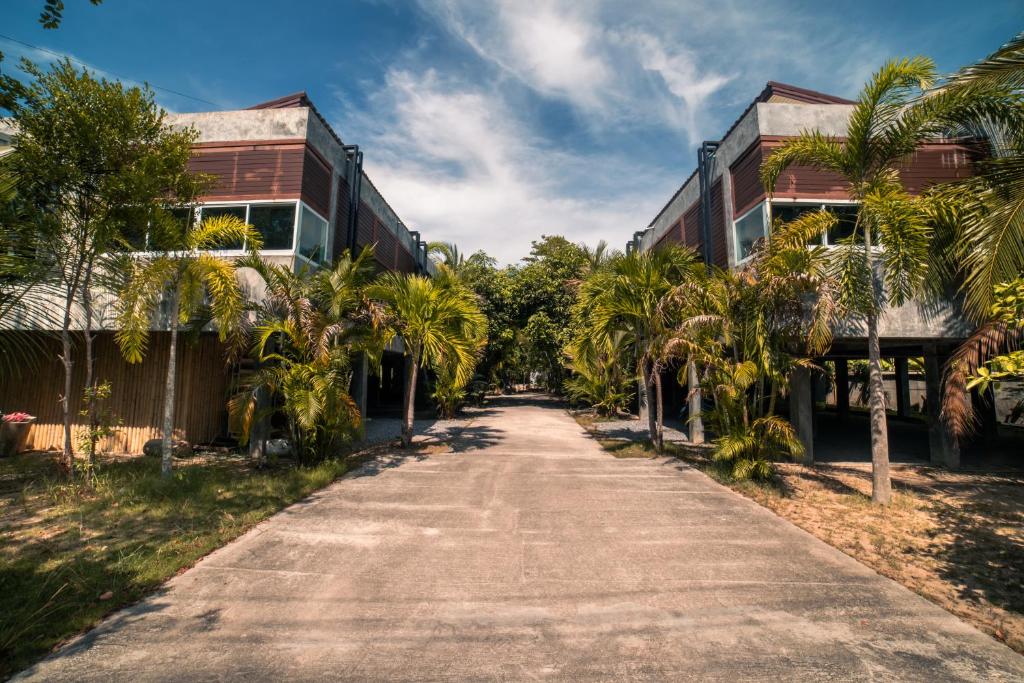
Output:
[{"xmin": 689, "ymin": 452, "xmax": 1024, "ymax": 653}]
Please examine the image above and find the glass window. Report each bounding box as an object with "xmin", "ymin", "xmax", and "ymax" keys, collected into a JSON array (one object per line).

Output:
[
  {"xmin": 248, "ymin": 204, "xmax": 295, "ymax": 250},
  {"xmin": 826, "ymin": 205, "xmax": 860, "ymax": 244},
  {"xmin": 772, "ymin": 204, "xmax": 822, "ymax": 245},
  {"xmin": 298, "ymin": 205, "xmax": 328, "ymax": 263},
  {"xmin": 199, "ymin": 205, "xmax": 246, "ymax": 249},
  {"xmin": 733, "ymin": 203, "xmax": 766, "ymax": 262}
]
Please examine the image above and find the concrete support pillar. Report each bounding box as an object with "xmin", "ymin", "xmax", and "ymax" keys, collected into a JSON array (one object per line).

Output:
[
  {"xmin": 924, "ymin": 350, "xmax": 960, "ymax": 469},
  {"xmin": 350, "ymin": 352, "xmax": 369, "ymax": 421},
  {"xmin": 687, "ymin": 360, "xmax": 704, "ymax": 445},
  {"xmin": 790, "ymin": 366, "xmax": 814, "ymax": 465},
  {"xmin": 894, "ymin": 357, "xmax": 911, "ymax": 418},
  {"xmin": 247, "ymin": 385, "xmax": 270, "ymax": 462},
  {"xmin": 834, "ymin": 358, "xmax": 850, "ymax": 422},
  {"xmin": 972, "ymin": 385, "xmax": 999, "ymax": 444}
]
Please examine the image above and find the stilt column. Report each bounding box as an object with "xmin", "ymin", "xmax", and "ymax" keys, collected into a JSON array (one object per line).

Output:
[
  {"xmin": 924, "ymin": 349, "xmax": 960, "ymax": 469},
  {"xmin": 790, "ymin": 365, "xmax": 814, "ymax": 465}
]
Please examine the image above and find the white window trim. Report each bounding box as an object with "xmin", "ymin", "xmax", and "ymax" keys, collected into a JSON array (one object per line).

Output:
[
  {"xmin": 732, "ymin": 201, "xmax": 768, "ymax": 265},
  {"xmin": 197, "ymin": 199, "xmax": 301, "ymax": 256},
  {"xmin": 766, "ymin": 199, "xmax": 861, "ymax": 248},
  {"xmin": 295, "ymin": 201, "xmax": 330, "ymax": 265}
]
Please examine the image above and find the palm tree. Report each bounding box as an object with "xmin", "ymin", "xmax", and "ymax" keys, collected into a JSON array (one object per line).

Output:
[
  {"xmin": 229, "ymin": 246, "xmax": 384, "ymax": 463},
  {"xmin": 116, "ymin": 213, "xmax": 258, "ymax": 477},
  {"xmin": 665, "ymin": 210, "xmax": 840, "ymax": 479},
  {"xmin": 760, "ymin": 57, "xmax": 1019, "ymax": 503},
  {"xmin": 925, "ymin": 33, "xmax": 1024, "ymax": 434},
  {"xmin": 580, "ymin": 244, "xmax": 699, "ymax": 452},
  {"xmin": 369, "ymin": 273, "xmax": 486, "ymax": 447}
]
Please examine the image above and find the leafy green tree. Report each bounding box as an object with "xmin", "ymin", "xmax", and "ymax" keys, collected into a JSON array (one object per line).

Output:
[
  {"xmin": 579, "ymin": 245, "xmax": 699, "ymax": 451},
  {"xmin": 229, "ymin": 247, "xmax": 383, "ymax": 465},
  {"xmin": 38, "ymin": 0, "xmax": 104, "ymax": 29},
  {"xmin": 924, "ymin": 34, "xmax": 1024, "ymax": 434},
  {"xmin": 116, "ymin": 215, "xmax": 257, "ymax": 477},
  {"xmin": 761, "ymin": 57, "xmax": 1018, "ymax": 503},
  {"xmin": 666, "ymin": 211, "xmax": 839, "ymax": 479},
  {"xmin": 2, "ymin": 59, "xmax": 201, "ymax": 477},
  {"xmin": 370, "ymin": 273, "xmax": 486, "ymax": 447}
]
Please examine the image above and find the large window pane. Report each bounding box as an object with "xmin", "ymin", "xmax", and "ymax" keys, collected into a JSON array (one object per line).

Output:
[
  {"xmin": 772, "ymin": 204, "xmax": 822, "ymax": 245},
  {"xmin": 733, "ymin": 203, "xmax": 766, "ymax": 262},
  {"xmin": 298, "ymin": 205, "xmax": 327, "ymax": 263},
  {"xmin": 826, "ymin": 205, "xmax": 860, "ymax": 245},
  {"xmin": 200, "ymin": 205, "xmax": 246, "ymax": 249},
  {"xmin": 248, "ymin": 204, "xmax": 295, "ymax": 250}
]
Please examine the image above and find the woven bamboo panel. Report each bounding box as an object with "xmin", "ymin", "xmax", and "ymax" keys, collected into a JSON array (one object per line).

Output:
[{"xmin": 0, "ymin": 332, "xmax": 232, "ymax": 454}]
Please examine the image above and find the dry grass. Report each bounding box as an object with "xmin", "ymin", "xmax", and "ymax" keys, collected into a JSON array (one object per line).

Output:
[{"xmin": 573, "ymin": 412, "xmax": 1024, "ymax": 654}]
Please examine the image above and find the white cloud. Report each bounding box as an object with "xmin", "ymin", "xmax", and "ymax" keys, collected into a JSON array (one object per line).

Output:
[{"xmin": 339, "ymin": 68, "xmax": 672, "ymax": 264}]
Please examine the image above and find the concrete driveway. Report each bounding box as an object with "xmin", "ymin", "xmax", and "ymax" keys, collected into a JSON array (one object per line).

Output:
[{"xmin": 16, "ymin": 394, "xmax": 1024, "ymax": 681}]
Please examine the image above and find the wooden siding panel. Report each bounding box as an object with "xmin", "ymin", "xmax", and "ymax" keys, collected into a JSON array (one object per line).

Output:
[
  {"xmin": 301, "ymin": 147, "xmax": 332, "ymax": 217},
  {"xmin": 396, "ymin": 245, "xmax": 416, "ymax": 273},
  {"xmin": 710, "ymin": 179, "xmax": 728, "ymax": 268},
  {"xmin": 899, "ymin": 143, "xmax": 977, "ymax": 194},
  {"xmin": 682, "ymin": 201, "xmax": 702, "ymax": 252},
  {"xmin": 730, "ymin": 142, "xmax": 767, "ymax": 216},
  {"xmin": 654, "ymin": 220, "xmax": 683, "ymax": 250},
  {"xmin": 356, "ymin": 201, "xmax": 375, "ymax": 249},
  {"xmin": 332, "ymin": 176, "xmax": 350, "ymax": 261},
  {"xmin": 0, "ymin": 332, "xmax": 231, "ymax": 454},
  {"xmin": 189, "ymin": 144, "xmax": 304, "ymax": 202}
]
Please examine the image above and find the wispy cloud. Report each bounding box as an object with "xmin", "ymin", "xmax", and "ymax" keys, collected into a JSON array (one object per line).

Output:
[{"xmin": 337, "ymin": 68, "xmax": 673, "ymax": 263}]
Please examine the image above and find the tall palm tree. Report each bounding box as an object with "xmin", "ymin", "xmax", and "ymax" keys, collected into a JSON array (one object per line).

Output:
[
  {"xmin": 760, "ymin": 57, "xmax": 1019, "ymax": 503},
  {"xmin": 664, "ymin": 210, "xmax": 840, "ymax": 479},
  {"xmin": 116, "ymin": 213, "xmax": 258, "ymax": 477},
  {"xmin": 926, "ymin": 33, "xmax": 1024, "ymax": 433},
  {"xmin": 580, "ymin": 244, "xmax": 699, "ymax": 452},
  {"xmin": 369, "ymin": 273, "xmax": 486, "ymax": 447},
  {"xmin": 228, "ymin": 246, "xmax": 384, "ymax": 463}
]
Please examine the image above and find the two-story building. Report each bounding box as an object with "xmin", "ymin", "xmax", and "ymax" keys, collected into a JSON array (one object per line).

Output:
[
  {"xmin": 636, "ymin": 82, "xmax": 985, "ymax": 468},
  {"xmin": 1, "ymin": 93, "xmax": 427, "ymax": 453}
]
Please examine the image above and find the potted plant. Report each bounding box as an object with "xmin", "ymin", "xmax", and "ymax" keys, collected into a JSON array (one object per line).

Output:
[{"xmin": 1, "ymin": 412, "xmax": 36, "ymax": 457}]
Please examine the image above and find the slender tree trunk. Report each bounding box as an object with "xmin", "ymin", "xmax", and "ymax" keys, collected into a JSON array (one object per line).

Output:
[
  {"xmin": 864, "ymin": 224, "xmax": 891, "ymax": 504},
  {"xmin": 59, "ymin": 286, "xmax": 75, "ymax": 479},
  {"xmin": 653, "ymin": 366, "xmax": 664, "ymax": 453},
  {"xmin": 161, "ymin": 288, "xmax": 180, "ymax": 478},
  {"xmin": 402, "ymin": 348, "xmax": 419, "ymax": 448},
  {"xmin": 641, "ymin": 359, "xmax": 658, "ymax": 450},
  {"xmin": 81, "ymin": 266, "xmax": 98, "ymax": 477}
]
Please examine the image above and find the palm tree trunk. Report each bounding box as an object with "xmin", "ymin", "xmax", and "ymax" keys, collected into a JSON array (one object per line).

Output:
[
  {"xmin": 402, "ymin": 346, "xmax": 419, "ymax": 448},
  {"xmin": 864, "ymin": 224, "xmax": 891, "ymax": 504},
  {"xmin": 161, "ymin": 288, "xmax": 180, "ymax": 478},
  {"xmin": 653, "ymin": 367, "xmax": 665, "ymax": 453},
  {"xmin": 641, "ymin": 359, "xmax": 658, "ymax": 450}
]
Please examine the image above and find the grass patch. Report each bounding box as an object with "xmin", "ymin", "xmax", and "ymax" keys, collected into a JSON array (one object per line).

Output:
[{"xmin": 0, "ymin": 452, "xmax": 351, "ymax": 678}]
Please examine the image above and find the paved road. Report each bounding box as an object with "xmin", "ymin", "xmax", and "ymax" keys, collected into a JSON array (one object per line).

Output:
[{"xmin": 17, "ymin": 394, "xmax": 1024, "ymax": 681}]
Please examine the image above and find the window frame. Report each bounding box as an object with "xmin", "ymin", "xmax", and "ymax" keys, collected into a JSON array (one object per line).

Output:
[
  {"xmin": 295, "ymin": 201, "xmax": 330, "ymax": 266},
  {"xmin": 766, "ymin": 198, "xmax": 861, "ymax": 248},
  {"xmin": 732, "ymin": 201, "xmax": 769, "ymax": 265},
  {"xmin": 196, "ymin": 200, "xmax": 300, "ymax": 256}
]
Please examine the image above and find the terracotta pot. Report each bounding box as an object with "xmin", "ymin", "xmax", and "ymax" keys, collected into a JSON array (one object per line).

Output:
[{"xmin": 0, "ymin": 418, "xmax": 35, "ymax": 457}]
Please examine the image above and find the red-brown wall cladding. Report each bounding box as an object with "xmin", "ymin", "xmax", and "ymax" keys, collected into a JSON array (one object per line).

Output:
[
  {"xmin": 332, "ymin": 176, "xmax": 351, "ymax": 261},
  {"xmin": 654, "ymin": 220, "xmax": 682, "ymax": 250},
  {"xmin": 682, "ymin": 201, "xmax": 702, "ymax": 251},
  {"xmin": 301, "ymin": 147, "xmax": 332, "ymax": 217},
  {"xmin": 189, "ymin": 141, "xmax": 305, "ymax": 202},
  {"xmin": 710, "ymin": 179, "xmax": 728, "ymax": 268},
  {"xmin": 731, "ymin": 138, "xmax": 980, "ymax": 215}
]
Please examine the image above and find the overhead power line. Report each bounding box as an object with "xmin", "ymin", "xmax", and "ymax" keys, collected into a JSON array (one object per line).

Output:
[{"xmin": 0, "ymin": 33, "xmax": 218, "ymax": 107}]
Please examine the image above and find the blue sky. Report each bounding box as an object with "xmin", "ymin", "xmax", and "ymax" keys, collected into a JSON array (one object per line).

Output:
[{"xmin": 3, "ymin": 1, "xmax": 1022, "ymax": 262}]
